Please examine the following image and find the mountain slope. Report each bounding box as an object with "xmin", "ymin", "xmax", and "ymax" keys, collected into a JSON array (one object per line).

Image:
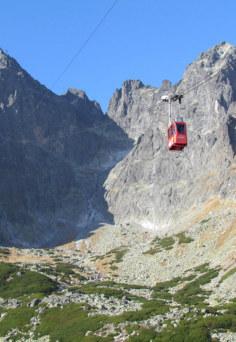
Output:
[
  {"xmin": 106, "ymin": 42, "xmax": 236, "ymax": 233},
  {"xmin": 1, "ymin": 42, "xmax": 236, "ymax": 248},
  {"xmin": 0, "ymin": 43, "xmax": 236, "ymax": 341},
  {"xmin": 0, "ymin": 49, "xmax": 132, "ymax": 247}
]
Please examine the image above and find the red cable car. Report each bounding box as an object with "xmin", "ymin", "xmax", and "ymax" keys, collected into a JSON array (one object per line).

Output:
[
  {"xmin": 168, "ymin": 120, "xmax": 187, "ymax": 151},
  {"xmin": 161, "ymin": 94, "xmax": 187, "ymax": 151}
]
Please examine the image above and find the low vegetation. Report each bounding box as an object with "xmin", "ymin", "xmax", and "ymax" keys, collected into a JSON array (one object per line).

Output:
[
  {"xmin": 200, "ymin": 217, "xmax": 211, "ymax": 225},
  {"xmin": 34, "ymin": 296, "xmax": 236, "ymax": 342},
  {"xmin": 0, "ymin": 263, "xmax": 57, "ymax": 299},
  {"xmin": 144, "ymin": 232, "xmax": 194, "ymax": 255},
  {"xmin": 174, "ymin": 268, "xmax": 219, "ymax": 306},
  {"xmin": 0, "ymin": 306, "xmax": 35, "ymax": 337},
  {"xmin": 35, "ymin": 303, "xmax": 113, "ymax": 341},
  {"xmin": 108, "ymin": 247, "xmax": 128, "ymax": 264},
  {"xmin": 220, "ymin": 267, "xmax": 236, "ymax": 283},
  {"xmin": 143, "ymin": 236, "xmax": 175, "ymax": 255},
  {"xmin": 176, "ymin": 232, "xmax": 194, "ymax": 244},
  {"xmin": 92, "ymin": 247, "xmax": 128, "ymax": 273},
  {"xmin": 193, "ymin": 263, "xmax": 210, "ymax": 273},
  {"xmin": 75, "ymin": 282, "xmax": 133, "ymax": 299},
  {"xmin": 0, "ymin": 260, "xmax": 235, "ymax": 341},
  {"xmin": 152, "ymin": 277, "xmax": 181, "ymax": 300}
]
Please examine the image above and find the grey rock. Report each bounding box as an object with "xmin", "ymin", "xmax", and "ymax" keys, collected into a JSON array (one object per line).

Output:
[
  {"xmin": 0, "ymin": 49, "xmax": 131, "ymax": 247},
  {"xmin": 106, "ymin": 42, "xmax": 236, "ymax": 233},
  {"xmin": 2, "ymin": 41, "xmax": 236, "ymax": 250},
  {"xmin": 5, "ymin": 298, "xmax": 20, "ymax": 308},
  {"xmin": 41, "ymin": 290, "xmax": 141, "ymax": 316},
  {"xmin": 28, "ymin": 298, "xmax": 41, "ymax": 308}
]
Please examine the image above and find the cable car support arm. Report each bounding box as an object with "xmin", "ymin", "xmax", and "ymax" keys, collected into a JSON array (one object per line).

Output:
[{"xmin": 161, "ymin": 94, "xmax": 183, "ymax": 124}]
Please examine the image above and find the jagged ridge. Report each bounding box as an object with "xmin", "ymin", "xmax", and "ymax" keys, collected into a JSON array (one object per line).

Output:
[
  {"xmin": 106, "ymin": 42, "xmax": 236, "ymax": 233},
  {"xmin": 0, "ymin": 49, "xmax": 132, "ymax": 247}
]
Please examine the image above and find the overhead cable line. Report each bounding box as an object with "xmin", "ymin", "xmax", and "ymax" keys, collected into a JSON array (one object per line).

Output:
[
  {"xmin": 30, "ymin": 0, "xmax": 119, "ymax": 117},
  {"xmin": 51, "ymin": 0, "xmax": 119, "ymax": 89},
  {"xmin": 0, "ymin": 50, "xmax": 229, "ymax": 145},
  {"xmin": 0, "ymin": 64, "xmax": 225, "ymax": 148},
  {"xmin": 181, "ymin": 70, "xmax": 220, "ymax": 96}
]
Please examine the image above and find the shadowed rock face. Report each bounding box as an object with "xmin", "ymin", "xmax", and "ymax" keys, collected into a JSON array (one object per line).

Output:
[
  {"xmin": 106, "ymin": 42, "xmax": 236, "ymax": 233},
  {"xmin": 0, "ymin": 49, "xmax": 132, "ymax": 247}
]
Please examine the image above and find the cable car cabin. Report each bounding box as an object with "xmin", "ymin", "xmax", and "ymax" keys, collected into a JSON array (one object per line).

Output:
[{"xmin": 168, "ymin": 121, "xmax": 187, "ymax": 151}]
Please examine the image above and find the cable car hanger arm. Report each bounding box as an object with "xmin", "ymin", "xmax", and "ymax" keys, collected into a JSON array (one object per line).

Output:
[{"xmin": 161, "ymin": 94, "xmax": 184, "ymax": 123}]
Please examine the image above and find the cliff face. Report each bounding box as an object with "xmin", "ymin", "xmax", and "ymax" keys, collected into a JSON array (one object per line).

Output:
[
  {"xmin": 106, "ymin": 42, "xmax": 236, "ymax": 233},
  {"xmin": 1, "ymin": 42, "xmax": 236, "ymax": 247},
  {"xmin": 0, "ymin": 49, "xmax": 131, "ymax": 247}
]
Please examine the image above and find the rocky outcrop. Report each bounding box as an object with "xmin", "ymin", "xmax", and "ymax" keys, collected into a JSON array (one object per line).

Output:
[
  {"xmin": 0, "ymin": 49, "xmax": 131, "ymax": 247},
  {"xmin": 108, "ymin": 79, "xmax": 172, "ymax": 140},
  {"xmin": 106, "ymin": 42, "xmax": 236, "ymax": 232}
]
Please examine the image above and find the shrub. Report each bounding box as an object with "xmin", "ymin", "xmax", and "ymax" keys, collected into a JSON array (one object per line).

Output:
[
  {"xmin": 174, "ymin": 268, "xmax": 219, "ymax": 305},
  {"xmin": 176, "ymin": 232, "xmax": 194, "ymax": 244},
  {"xmin": 143, "ymin": 236, "xmax": 175, "ymax": 255},
  {"xmin": 127, "ymin": 327, "xmax": 157, "ymax": 341},
  {"xmin": 220, "ymin": 267, "xmax": 236, "ymax": 283},
  {"xmin": 159, "ymin": 237, "xmax": 175, "ymax": 250},
  {"xmin": 36, "ymin": 303, "xmax": 116, "ymax": 341},
  {"xmin": 0, "ymin": 263, "xmax": 57, "ymax": 298},
  {"xmin": 0, "ymin": 306, "xmax": 35, "ymax": 337}
]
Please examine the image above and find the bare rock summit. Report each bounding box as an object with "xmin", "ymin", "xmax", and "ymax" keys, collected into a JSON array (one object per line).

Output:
[{"xmin": 106, "ymin": 42, "xmax": 236, "ymax": 233}]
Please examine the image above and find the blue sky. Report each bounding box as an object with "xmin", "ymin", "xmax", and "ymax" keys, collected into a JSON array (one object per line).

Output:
[{"xmin": 0, "ymin": 0, "xmax": 235, "ymax": 111}]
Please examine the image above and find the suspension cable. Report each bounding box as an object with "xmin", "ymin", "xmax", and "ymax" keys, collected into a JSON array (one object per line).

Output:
[{"xmin": 51, "ymin": 0, "xmax": 119, "ymax": 89}]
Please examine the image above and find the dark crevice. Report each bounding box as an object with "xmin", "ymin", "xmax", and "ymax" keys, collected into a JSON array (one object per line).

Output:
[{"xmin": 227, "ymin": 115, "xmax": 236, "ymax": 155}]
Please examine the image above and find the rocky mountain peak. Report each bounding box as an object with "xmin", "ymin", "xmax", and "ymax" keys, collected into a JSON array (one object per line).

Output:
[
  {"xmin": 108, "ymin": 79, "xmax": 160, "ymax": 140},
  {"xmin": 0, "ymin": 49, "xmax": 12, "ymax": 69},
  {"xmin": 63, "ymin": 87, "xmax": 103, "ymax": 121},
  {"xmin": 199, "ymin": 42, "xmax": 235, "ymax": 66},
  {"xmin": 122, "ymin": 79, "xmax": 144, "ymax": 92},
  {"xmin": 182, "ymin": 42, "xmax": 236, "ymax": 83},
  {"xmin": 0, "ymin": 49, "xmax": 28, "ymax": 75},
  {"xmin": 2, "ymin": 42, "xmax": 236, "ymax": 247},
  {"xmin": 0, "ymin": 50, "xmax": 131, "ymax": 248},
  {"xmin": 66, "ymin": 88, "xmax": 89, "ymax": 100},
  {"xmin": 159, "ymin": 79, "xmax": 172, "ymax": 91},
  {"xmin": 1, "ymin": 43, "xmax": 236, "ymax": 341},
  {"xmin": 105, "ymin": 42, "xmax": 236, "ymax": 234},
  {"xmin": 178, "ymin": 42, "xmax": 236, "ymax": 117}
]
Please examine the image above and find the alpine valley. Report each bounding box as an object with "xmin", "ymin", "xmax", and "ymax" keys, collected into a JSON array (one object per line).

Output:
[{"xmin": 0, "ymin": 43, "xmax": 236, "ymax": 342}]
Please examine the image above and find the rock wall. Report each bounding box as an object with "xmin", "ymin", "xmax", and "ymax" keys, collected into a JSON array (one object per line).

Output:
[
  {"xmin": 1, "ymin": 42, "xmax": 236, "ymax": 246},
  {"xmin": 0, "ymin": 49, "xmax": 131, "ymax": 247},
  {"xmin": 105, "ymin": 42, "xmax": 236, "ymax": 233}
]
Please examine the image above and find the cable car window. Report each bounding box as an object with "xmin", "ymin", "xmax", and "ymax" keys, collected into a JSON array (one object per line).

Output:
[{"xmin": 177, "ymin": 124, "xmax": 185, "ymax": 134}]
